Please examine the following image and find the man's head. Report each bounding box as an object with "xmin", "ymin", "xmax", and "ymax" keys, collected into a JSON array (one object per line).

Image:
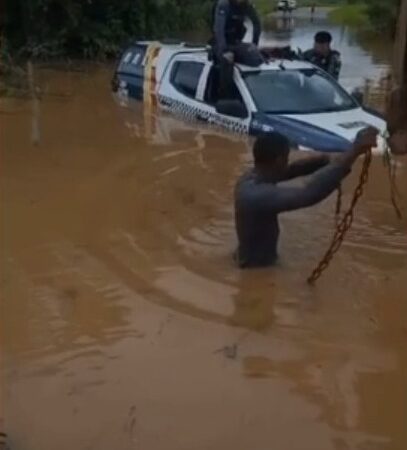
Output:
[
  {"xmin": 253, "ymin": 132, "xmax": 290, "ymax": 178},
  {"xmin": 314, "ymin": 31, "xmax": 332, "ymax": 56}
]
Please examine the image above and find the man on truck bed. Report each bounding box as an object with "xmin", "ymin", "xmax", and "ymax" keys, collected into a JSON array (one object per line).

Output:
[
  {"xmin": 211, "ymin": 0, "xmax": 262, "ymax": 98},
  {"xmin": 303, "ymin": 31, "xmax": 342, "ymax": 80}
]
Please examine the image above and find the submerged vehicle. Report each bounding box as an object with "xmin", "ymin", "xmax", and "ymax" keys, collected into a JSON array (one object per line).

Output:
[
  {"xmin": 277, "ymin": 0, "xmax": 297, "ymax": 12},
  {"xmin": 112, "ymin": 41, "xmax": 387, "ymax": 153}
]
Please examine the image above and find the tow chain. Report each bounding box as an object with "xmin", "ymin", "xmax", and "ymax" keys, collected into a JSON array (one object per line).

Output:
[{"xmin": 307, "ymin": 150, "xmax": 372, "ymax": 285}]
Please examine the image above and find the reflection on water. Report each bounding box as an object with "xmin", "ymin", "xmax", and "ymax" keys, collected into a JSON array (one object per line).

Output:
[{"xmin": 1, "ymin": 14, "xmax": 407, "ymax": 450}]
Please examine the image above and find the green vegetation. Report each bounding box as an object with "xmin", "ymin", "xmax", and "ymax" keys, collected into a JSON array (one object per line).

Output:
[
  {"xmin": 364, "ymin": 0, "xmax": 400, "ymax": 34},
  {"xmin": 1, "ymin": 0, "xmax": 213, "ymax": 60},
  {"xmin": 328, "ymin": 3, "xmax": 369, "ymax": 27},
  {"xmin": 0, "ymin": 0, "xmax": 401, "ymax": 62},
  {"xmin": 329, "ymin": 0, "xmax": 400, "ymax": 34},
  {"xmin": 253, "ymin": 0, "xmax": 274, "ymax": 16},
  {"xmin": 298, "ymin": 0, "xmax": 348, "ymax": 6}
]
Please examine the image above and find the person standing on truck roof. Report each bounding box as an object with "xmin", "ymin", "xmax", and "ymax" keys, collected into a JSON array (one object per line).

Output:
[
  {"xmin": 234, "ymin": 127, "xmax": 378, "ymax": 269},
  {"xmin": 303, "ymin": 31, "xmax": 342, "ymax": 80},
  {"xmin": 211, "ymin": 0, "xmax": 262, "ymax": 99}
]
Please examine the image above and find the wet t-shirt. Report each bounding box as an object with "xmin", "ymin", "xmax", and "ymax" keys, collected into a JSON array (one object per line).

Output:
[{"xmin": 234, "ymin": 158, "xmax": 349, "ymax": 268}]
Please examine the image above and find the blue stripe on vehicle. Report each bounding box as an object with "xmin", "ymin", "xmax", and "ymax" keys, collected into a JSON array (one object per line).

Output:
[{"xmin": 250, "ymin": 113, "xmax": 353, "ymax": 153}]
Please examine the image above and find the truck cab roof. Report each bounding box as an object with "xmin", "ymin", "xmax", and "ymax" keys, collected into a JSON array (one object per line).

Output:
[{"xmin": 126, "ymin": 41, "xmax": 314, "ymax": 75}]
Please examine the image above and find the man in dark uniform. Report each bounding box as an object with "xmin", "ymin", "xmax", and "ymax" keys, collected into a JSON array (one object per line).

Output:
[
  {"xmin": 303, "ymin": 31, "xmax": 342, "ymax": 80},
  {"xmin": 234, "ymin": 128, "xmax": 378, "ymax": 268},
  {"xmin": 211, "ymin": 0, "xmax": 262, "ymax": 98}
]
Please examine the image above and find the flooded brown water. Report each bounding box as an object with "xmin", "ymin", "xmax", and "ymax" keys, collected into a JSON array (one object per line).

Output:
[{"xmin": 1, "ymin": 17, "xmax": 407, "ymax": 450}]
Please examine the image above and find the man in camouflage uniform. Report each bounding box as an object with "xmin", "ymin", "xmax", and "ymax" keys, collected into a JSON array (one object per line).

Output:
[{"xmin": 303, "ymin": 31, "xmax": 342, "ymax": 80}]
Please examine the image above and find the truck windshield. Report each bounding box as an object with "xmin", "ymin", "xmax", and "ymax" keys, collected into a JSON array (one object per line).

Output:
[{"xmin": 243, "ymin": 68, "xmax": 357, "ymax": 114}]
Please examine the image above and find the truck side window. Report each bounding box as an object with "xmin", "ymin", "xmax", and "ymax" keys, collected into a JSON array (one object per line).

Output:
[
  {"xmin": 204, "ymin": 66, "xmax": 245, "ymax": 105},
  {"xmin": 170, "ymin": 61, "xmax": 204, "ymax": 99}
]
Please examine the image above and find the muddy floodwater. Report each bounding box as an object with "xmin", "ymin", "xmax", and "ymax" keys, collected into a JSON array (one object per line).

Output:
[{"xmin": 1, "ymin": 14, "xmax": 407, "ymax": 450}]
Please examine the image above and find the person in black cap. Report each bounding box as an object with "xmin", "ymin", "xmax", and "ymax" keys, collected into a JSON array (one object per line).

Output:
[{"xmin": 303, "ymin": 31, "xmax": 342, "ymax": 80}]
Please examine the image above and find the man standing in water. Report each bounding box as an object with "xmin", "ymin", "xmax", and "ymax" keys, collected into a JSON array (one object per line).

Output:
[
  {"xmin": 234, "ymin": 128, "xmax": 378, "ymax": 268},
  {"xmin": 303, "ymin": 31, "xmax": 342, "ymax": 80},
  {"xmin": 211, "ymin": 0, "xmax": 262, "ymax": 98}
]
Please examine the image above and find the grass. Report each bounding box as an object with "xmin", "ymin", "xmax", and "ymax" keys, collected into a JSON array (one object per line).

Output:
[
  {"xmin": 257, "ymin": 0, "xmax": 362, "ymax": 18},
  {"xmin": 253, "ymin": 0, "xmax": 331, "ymax": 16},
  {"xmin": 298, "ymin": 0, "xmax": 347, "ymax": 6},
  {"xmin": 253, "ymin": 0, "xmax": 274, "ymax": 16},
  {"xmin": 328, "ymin": 4, "xmax": 369, "ymax": 27}
]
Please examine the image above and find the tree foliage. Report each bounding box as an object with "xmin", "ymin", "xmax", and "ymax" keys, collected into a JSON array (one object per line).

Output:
[
  {"xmin": 364, "ymin": 0, "xmax": 400, "ymax": 34},
  {"xmin": 2, "ymin": 0, "xmax": 213, "ymax": 59},
  {"xmin": 1, "ymin": 0, "xmax": 403, "ymax": 59}
]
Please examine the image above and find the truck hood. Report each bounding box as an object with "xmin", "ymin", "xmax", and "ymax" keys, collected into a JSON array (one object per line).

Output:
[{"xmin": 253, "ymin": 108, "xmax": 387, "ymax": 153}]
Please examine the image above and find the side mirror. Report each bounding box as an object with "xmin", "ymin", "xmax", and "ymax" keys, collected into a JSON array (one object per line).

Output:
[
  {"xmin": 351, "ymin": 89, "xmax": 364, "ymax": 105},
  {"xmin": 215, "ymin": 99, "xmax": 248, "ymax": 119}
]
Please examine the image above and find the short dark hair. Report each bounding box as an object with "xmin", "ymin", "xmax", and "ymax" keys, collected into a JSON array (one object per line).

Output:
[
  {"xmin": 253, "ymin": 132, "xmax": 290, "ymax": 165},
  {"xmin": 315, "ymin": 31, "xmax": 332, "ymax": 44}
]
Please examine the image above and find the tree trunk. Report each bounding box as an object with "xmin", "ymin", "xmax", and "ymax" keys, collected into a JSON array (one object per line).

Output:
[
  {"xmin": 27, "ymin": 60, "xmax": 41, "ymax": 145},
  {"xmin": 388, "ymin": 0, "xmax": 407, "ymax": 131},
  {"xmin": 393, "ymin": 0, "xmax": 407, "ymax": 88}
]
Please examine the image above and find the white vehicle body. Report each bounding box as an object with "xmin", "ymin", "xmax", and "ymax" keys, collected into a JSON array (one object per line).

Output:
[
  {"xmin": 278, "ymin": 0, "xmax": 297, "ymax": 11},
  {"xmin": 113, "ymin": 41, "xmax": 387, "ymax": 153}
]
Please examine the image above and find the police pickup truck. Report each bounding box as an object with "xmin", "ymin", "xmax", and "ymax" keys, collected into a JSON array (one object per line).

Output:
[{"xmin": 112, "ymin": 41, "xmax": 386, "ymax": 153}]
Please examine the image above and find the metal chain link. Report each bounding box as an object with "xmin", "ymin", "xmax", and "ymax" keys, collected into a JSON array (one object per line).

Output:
[{"xmin": 307, "ymin": 150, "xmax": 372, "ymax": 285}]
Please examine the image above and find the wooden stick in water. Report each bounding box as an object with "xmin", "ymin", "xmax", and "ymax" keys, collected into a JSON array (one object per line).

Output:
[{"xmin": 27, "ymin": 60, "xmax": 40, "ymax": 146}]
